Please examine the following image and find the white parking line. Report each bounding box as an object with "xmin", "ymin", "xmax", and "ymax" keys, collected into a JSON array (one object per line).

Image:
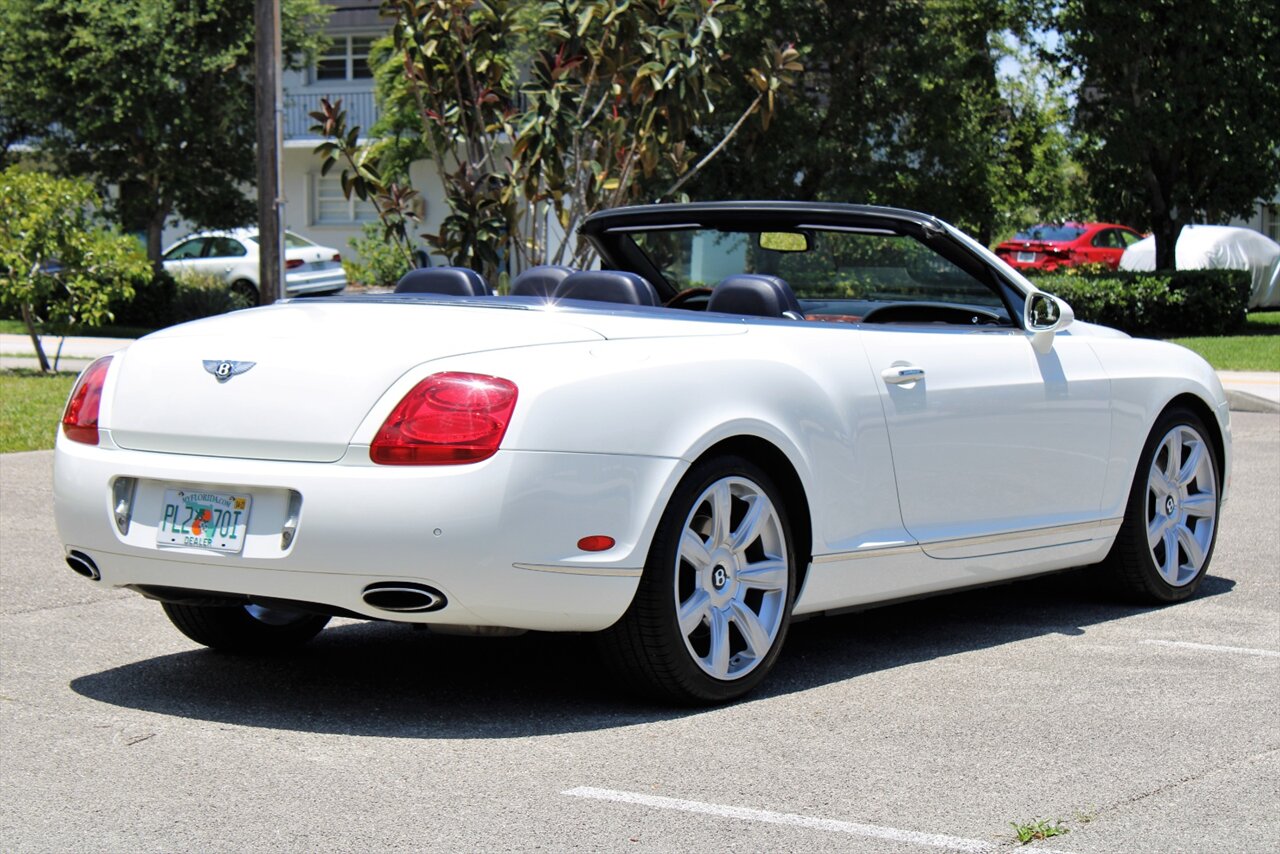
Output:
[
  {"xmin": 1141, "ymin": 639, "xmax": 1280, "ymax": 658},
  {"xmin": 563, "ymin": 786, "xmax": 1074, "ymax": 853}
]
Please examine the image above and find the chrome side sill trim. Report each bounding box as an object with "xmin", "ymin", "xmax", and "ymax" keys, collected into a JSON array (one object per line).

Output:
[
  {"xmin": 924, "ymin": 518, "xmax": 1123, "ymax": 552},
  {"xmin": 812, "ymin": 518, "xmax": 1124, "ymax": 564},
  {"xmin": 513, "ymin": 563, "xmax": 644, "ymax": 578},
  {"xmin": 812, "ymin": 544, "xmax": 920, "ymax": 563}
]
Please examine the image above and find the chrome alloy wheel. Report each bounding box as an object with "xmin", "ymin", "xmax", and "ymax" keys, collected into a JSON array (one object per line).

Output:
[
  {"xmin": 1146, "ymin": 424, "xmax": 1218, "ymax": 587},
  {"xmin": 674, "ymin": 476, "xmax": 790, "ymax": 681}
]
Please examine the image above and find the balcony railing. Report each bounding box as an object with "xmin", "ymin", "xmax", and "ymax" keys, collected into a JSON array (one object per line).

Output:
[{"xmin": 283, "ymin": 91, "xmax": 378, "ymax": 140}]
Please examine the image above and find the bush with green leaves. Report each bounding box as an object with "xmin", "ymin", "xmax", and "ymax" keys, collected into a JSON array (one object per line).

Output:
[
  {"xmin": 166, "ymin": 272, "xmax": 253, "ymax": 325},
  {"xmin": 112, "ymin": 270, "xmax": 251, "ymax": 329},
  {"xmin": 0, "ymin": 167, "xmax": 150, "ymax": 370},
  {"xmin": 344, "ymin": 222, "xmax": 413, "ymax": 288},
  {"xmin": 1029, "ymin": 270, "xmax": 1250, "ymax": 337}
]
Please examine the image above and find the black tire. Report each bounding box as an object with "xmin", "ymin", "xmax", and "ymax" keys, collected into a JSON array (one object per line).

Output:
[
  {"xmin": 162, "ymin": 602, "xmax": 329, "ymax": 653},
  {"xmin": 230, "ymin": 279, "xmax": 260, "ymax": 306},
  {"xmin": 600, "ymin": 455, "xmax": 797, "ymax": 704},
  {"xmin": 1101, "ymin": 405, "xmax": 1222, "ymax": 603}
]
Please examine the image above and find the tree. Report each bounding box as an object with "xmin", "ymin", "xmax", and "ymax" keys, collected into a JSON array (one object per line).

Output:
[
  {"xmin": 692, "ymin": 0, "xmax": 1080, "ymax": 244},
  {"xmin": 0, "ymin": 168, "xmax": 150, "ymax": 372},
  {"xmin": 0, "ymin": 0, "xmax": 329, "ymax": 268},
  {"xmin": 315, "ymin": 0, "xmax": 799, "ymax": 279},
  {"xmin": 1053, "ymin": 0, "xmax": 1280, "ymax": 269}
]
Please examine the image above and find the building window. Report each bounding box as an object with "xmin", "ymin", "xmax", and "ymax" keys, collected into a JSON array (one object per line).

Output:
[
  {"xmin": 316, "ymin": 34, "xmax": 375, "ymax": 81},
  {"xmin": 1262, "ymin": 204, "xmax": 1279, "ymax": 243},
  {"xmin": 313, "ymin": 174, "xmax": 378, "ymax": 224}
]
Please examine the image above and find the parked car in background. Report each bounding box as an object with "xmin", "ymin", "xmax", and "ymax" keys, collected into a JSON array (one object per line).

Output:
[
  {"xmin": 162, "ymin": 229, "xmax": 347, "ymax": 304},
  {"xmin": 994, "ymin": 222, "xmax": 1143, "ymax": 271},
  {"xmin": 1120, "ymin": 224, "xmax": 1280, "ymax": 309}
]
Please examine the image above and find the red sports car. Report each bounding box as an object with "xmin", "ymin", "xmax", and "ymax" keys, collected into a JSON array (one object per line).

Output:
[{"xmin": 994, "ymin": 222, "xmax": 1144, "ymax": 271}]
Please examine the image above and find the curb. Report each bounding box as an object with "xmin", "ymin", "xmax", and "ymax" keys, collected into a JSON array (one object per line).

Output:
[{"xmin": 1225, "ymin": 389, "xmax": 1280, "ymax": 414}]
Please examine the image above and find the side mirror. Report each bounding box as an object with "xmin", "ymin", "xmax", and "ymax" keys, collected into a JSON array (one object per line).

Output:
[{"xmin": 1024, "ymin": 292, "xmax": 1074, "ymax": 354}]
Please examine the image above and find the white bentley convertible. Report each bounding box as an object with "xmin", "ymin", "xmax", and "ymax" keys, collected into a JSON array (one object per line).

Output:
[{"xmin": 54, "ymin": 202, "xmax": 1230, "ymax": 703}]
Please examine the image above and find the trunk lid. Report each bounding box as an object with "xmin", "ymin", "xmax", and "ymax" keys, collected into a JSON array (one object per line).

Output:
[{"xmin": 108, "ymin": 301, "xmax": 606, "ymax": 462}]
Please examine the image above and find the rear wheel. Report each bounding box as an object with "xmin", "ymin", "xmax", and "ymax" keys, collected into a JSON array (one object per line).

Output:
[
  {"xmin": 230, "ymin": 279, "xmax": 260, "ymax": 306},
  {"xmin": 162, "ymin": 602, "xmax": 329, "ymax": 653},
  {"xmin": 1102, "ymin": 406, "xmax": 1221, "ymax": 603},
  {"xmin": 601, "ymin": 455, "xmax": 796, "ymax": 704}
]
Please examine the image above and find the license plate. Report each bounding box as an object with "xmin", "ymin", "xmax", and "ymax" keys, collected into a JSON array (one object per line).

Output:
[
  {"xmin": 311, "ymin": 261, "xmax": 327, "ymax": 271},
  {"xmin": 157, "ymin": 488, "xmax": 252, "ymax": 553},
  {"xmin": 1016, "ymin": 251, "xmax": 1036, "ymax": 263}
]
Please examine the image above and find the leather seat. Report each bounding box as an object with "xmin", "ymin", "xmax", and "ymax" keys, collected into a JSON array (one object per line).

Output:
[
  {"xmin": 394, "ymin": 266, "xmax": 491, "ymax": 296},
  {"xmin": 552, "ymin": 270, "xmax": 659, "ymax": 306},
  {"xmin": 510, "ymin": 265, "xmax": 575, "ymax": 298},
  {"xmin": 707, "ymin": 274, "xmax": 804, "ymax": 319}
]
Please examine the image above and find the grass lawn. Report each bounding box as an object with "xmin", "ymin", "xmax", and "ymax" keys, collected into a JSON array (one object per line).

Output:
[
  {"xmin": 1169, "ymin": 310, "xmax": 1280, "ymax": 371},
  {"xmin": 0, "ymin": 370, "xmax": 76, "ymax": 453}
]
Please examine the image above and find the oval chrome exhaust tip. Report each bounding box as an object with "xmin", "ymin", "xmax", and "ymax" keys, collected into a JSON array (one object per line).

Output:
[
  {"xmin": 66, "ymin": 550, "xmax": 101, "ymax": 581},
  {"xmin": 361, "ymin": 582, "xmax": 447, "ymax": 613}
]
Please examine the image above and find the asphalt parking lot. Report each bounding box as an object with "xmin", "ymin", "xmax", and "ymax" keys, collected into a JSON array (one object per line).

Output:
[{"xmin": 1, "ymin": 412, "xmax": 1276, "ymax": 853}]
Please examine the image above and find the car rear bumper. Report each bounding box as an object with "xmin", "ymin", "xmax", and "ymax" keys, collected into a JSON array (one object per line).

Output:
[
  {"xmin": 53, "ymin": 435, "xmax": 686, "ymax": 631},
  {"xmin": 284, "ymin": 268, "xmax": 348, "ymax": 296}
]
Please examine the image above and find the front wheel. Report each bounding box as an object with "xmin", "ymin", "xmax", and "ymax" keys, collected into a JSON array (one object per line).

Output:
[
  {"xmin": 601, "ymin": 455, "xmax": 797, "ymax": 704},
  {"xmin": 162, "ymin": 602, "xmax": 330, "ymax": 653},
  {"xmin": 1101, "ymin": 406, "xmax": 1221, "ymax": 603}
]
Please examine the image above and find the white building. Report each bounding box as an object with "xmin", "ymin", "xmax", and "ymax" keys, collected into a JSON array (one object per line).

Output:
[{"xmin": 163, "ymin": 1, "xmax": 450, "ymax": 264}]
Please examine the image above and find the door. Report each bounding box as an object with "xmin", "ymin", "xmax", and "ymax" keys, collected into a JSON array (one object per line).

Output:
[
  {"xmin": 161, "ymin": 237, "xmax": 208, "ymax": 278},
  {"xmin": 860, "ymin": 325, "xmax": 1112, "ymax": 550},
  {"xmin": 1087, "ymin": 228, "xmax": 1125, "ymax": 268}
]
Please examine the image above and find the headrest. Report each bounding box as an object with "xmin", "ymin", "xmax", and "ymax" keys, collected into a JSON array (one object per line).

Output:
[
  {"xmin": 707, "ymin": 274, "xmax": 803, "ymax": 318},
  {"xmin": 394, "ymin": 266, "xmax": 491, "ymax": 296},
  {"xmin": 552, "ymin": 270, "xmax": 659, "ymax": 306},
  {"xmin": 510, "ymin": 265, "xmax": 575, "ymax": 298}
]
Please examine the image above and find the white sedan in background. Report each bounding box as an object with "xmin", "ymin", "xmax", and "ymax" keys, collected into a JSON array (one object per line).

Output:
[
  {"xmin": 162, "ymin": 228, "xmax": 347, "ymax": 304},
  {"xmin": 56, "ymin": 201, "xmax": 1229, "ymax": 704}
]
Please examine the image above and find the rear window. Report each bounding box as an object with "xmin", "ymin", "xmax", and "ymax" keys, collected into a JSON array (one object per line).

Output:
[
  {"xmin": 1013, "ymin": 225, "xmax": 1085, "ymax": 242},
  {"xmin": 247, "ymin": 232, "xmax": 316, "ymax": 249}
]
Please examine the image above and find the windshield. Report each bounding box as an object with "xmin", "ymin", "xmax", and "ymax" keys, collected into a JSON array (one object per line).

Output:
[{"xmin": 627, "ymin": 227, "xmax": 1003, "ymax": 308}]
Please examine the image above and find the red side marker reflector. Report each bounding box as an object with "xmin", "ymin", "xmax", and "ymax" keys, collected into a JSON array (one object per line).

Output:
[{"xmin": 577, "ymin": 536, "xmax": 615, "ymax": 552}]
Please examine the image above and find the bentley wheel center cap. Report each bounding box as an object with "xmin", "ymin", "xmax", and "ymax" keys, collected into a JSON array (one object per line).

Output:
[
  {"xmin": 1165, "ymin": 496, "xmax": 1177, "ymax": 516},
  {"xmin": 711, "ymin": 565, "xmax": 729, "ymax": 590}
]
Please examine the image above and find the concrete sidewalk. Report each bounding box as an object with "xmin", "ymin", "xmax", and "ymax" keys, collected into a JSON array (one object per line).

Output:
[
  {"xmin": 4, "ymin": 331, "xmax": 1278, "ymax": 413},
  {"xmin": 1, "ymin": 333, "xmax": 133, "ymax": 373}
]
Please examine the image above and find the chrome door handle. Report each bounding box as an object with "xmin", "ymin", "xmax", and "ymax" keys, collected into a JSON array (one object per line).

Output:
[{"xmin": 882, "ymin": 365, "xmax": 926, "ymax": 384}]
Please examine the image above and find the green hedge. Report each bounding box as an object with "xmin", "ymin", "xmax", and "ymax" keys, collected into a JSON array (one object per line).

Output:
[
  {"xmin": 1025, "ymin": 269, "xmax": 1250, "ymax": 337},
  {"xmin": 112, "ymin": 271, "xmax": 251, "ymax": 329}
]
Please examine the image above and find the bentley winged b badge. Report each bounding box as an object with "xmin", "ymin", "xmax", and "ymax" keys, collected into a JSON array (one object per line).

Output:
[{"xmin": 203, "ymin": 360, "xmax": 256, "ymax": 383}]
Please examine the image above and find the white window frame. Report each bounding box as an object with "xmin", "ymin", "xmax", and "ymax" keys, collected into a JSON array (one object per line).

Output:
[
  {"xmin": 314, "ymin": 33, "xmax": 376, "ymax": 83},
  {"xmin": 1262, "ymin": 204, "xmax": 1279, "ymax": 243},
  {"xmin": 312, "ymin": 173, "xmax": 379, "ymax": 225}
]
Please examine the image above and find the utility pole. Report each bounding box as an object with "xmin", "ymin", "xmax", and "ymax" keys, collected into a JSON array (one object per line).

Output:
[{"xmin": 254, "ymin": 0, "xmax": 284, "ymax": 304}]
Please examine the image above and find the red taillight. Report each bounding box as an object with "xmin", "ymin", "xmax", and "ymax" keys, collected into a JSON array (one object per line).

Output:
[
  {"xmin": 331, "ymin": 253, "xmax": 342, "ymax": 263},
  {"xmin": 285, "ymin": 259, "xmax": 305, "ymax": 270},
  {"xmin": 61, "ymin": 356, "xmax": 113, "ymax": 445},
  {"xmin": 370, "ymin": 372, "xmax": 518, "ymax": 465}
]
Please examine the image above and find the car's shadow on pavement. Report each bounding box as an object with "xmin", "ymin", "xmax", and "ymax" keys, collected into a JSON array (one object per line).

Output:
[{"xmin": 70, "ymin": 569, "xmax": 1235, "ymax": 738}]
